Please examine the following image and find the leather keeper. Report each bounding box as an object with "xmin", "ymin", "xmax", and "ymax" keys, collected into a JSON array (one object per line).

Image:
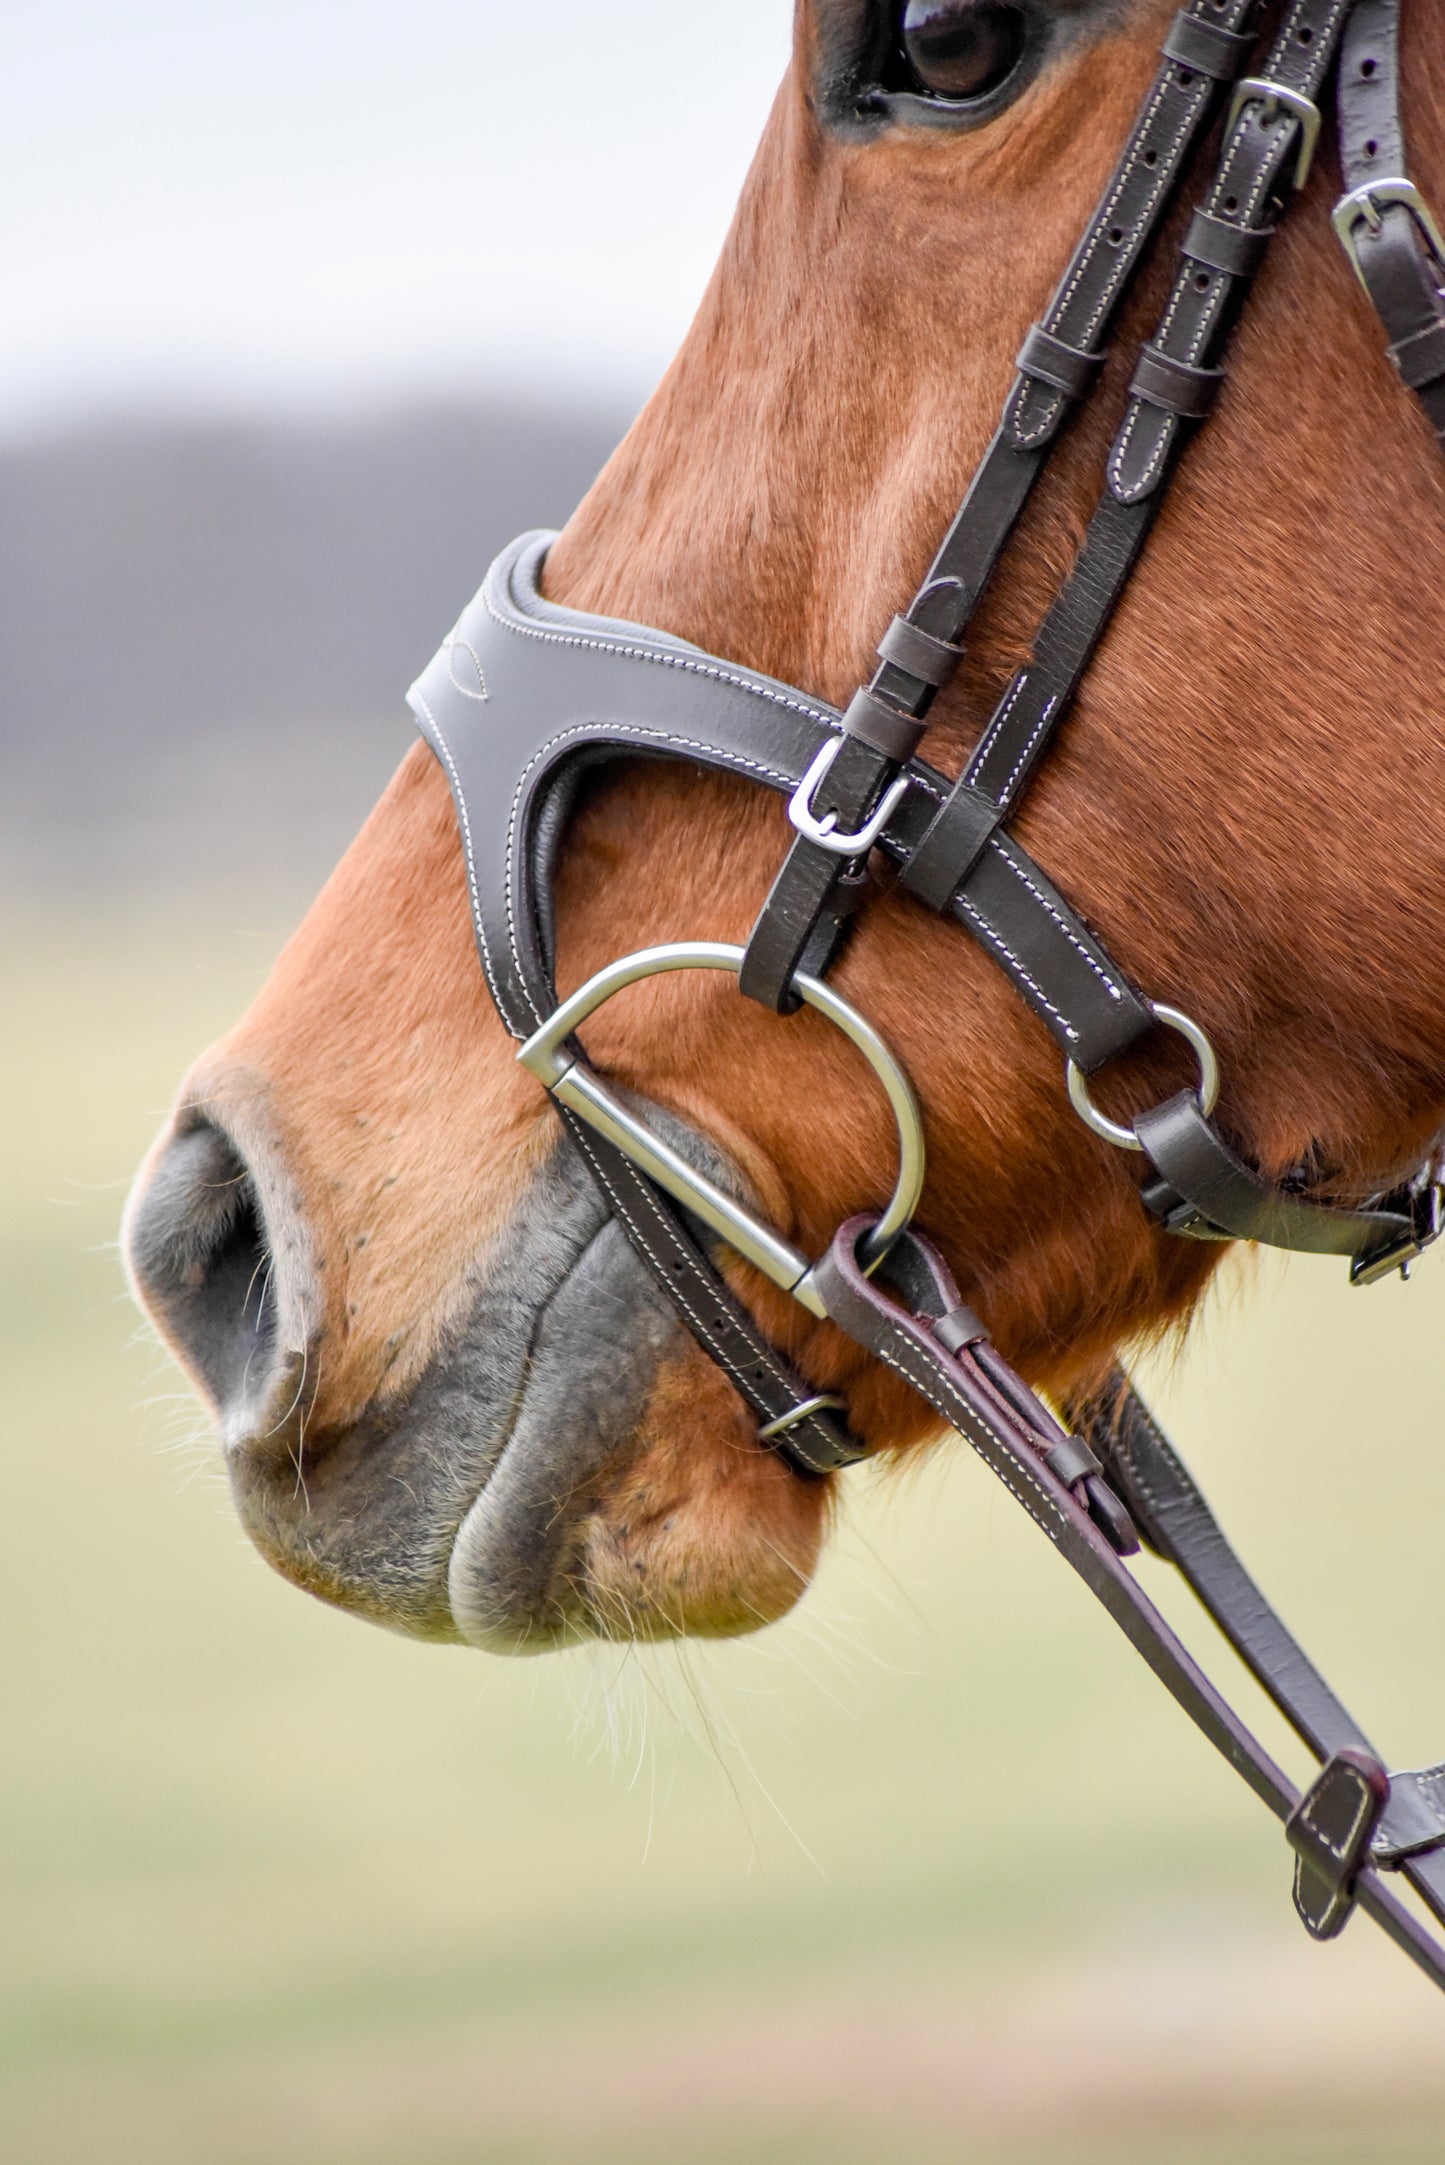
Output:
[
  {"xmin": 1015, "ymin": 322, "xmax": 1104, "ymax": 401},
  {"xmin": 876, "ymin": 613, "xmax": 964, "ymax": 689},
  {"xmin": 1162, "ymin": 10, "xmax": 1253, "ymax": 81},
  {"xmin": 1391, "ymin": 318, "xmax": 1445, "ymax": 393},
  {"xmin": 1182, "ymin": 208, "xmax": 1273, "ymax": 280},
  {"xmin": 1129, "ymin": 343, "xmax": 1226, "ymax": 419},
  {"xmin": 1043, "ymin": 1435, "xmax": 1104, "ymax": 1488},
  {"xmin": 840, "ymin": 685, "xmax": 925, "ymax": 762},
  {"xmin": 932, "ymin": 1303, "xmax": 986, "ymax": 1355},
  {"xmin": 900, "ymin": 780, "xmax": 1003, "ymax": 911}
]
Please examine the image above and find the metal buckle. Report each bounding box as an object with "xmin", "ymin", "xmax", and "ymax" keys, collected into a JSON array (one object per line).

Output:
[
  {"xmin": 1226, "ymin": 78, "xmax": 1322, "ymax": 192},
  {"xmin": 758, "ymin": 1394, "xmax": 848, "ymax": 1442},
  {"xmin": 1332, "ymin": 178, "xmax": 1445, "ymax": 291},
  {"xmin": 788, "ymin": 737, "xmax": 912, "ymax": 858},
  {"xmin": 1065, "ymin": 1004, "xmax": 1221, "ymax": 1155},
  {"xmin": 517, "ymin": 941, "xmax": 926, "ymax": 1318},
  {"xmin": 1350, "ymin": 1174, "xmax": 1445, "ymax": 1288}
]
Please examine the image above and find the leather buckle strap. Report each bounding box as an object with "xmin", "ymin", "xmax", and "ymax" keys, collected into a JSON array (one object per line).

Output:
[
  {"xmin": 1333, "ymin": 178, "xmax": 1445, "ymax": 287},
  {"xmin": 1390, "ymin": 318, "xmax": 1445, "ymax": 396},
  {"xmin": 1127, "ymin": 342, "xmax": 1226, "ymax": 419},
  {"xmin": 1226, "ymin": 78, "xmax": 1323, "ymax": 192},
  {"xmin": 899, "ymin": 781, "xmax": 1004, "ymax": 911},
  {"xmin": 839, "ymin": 685, "xmax": 926, "ymax": 763},
  {"xmin": 1161, "ymin": 10, "xmax": 1254, "ymax": 83},
  {"xmin": 1288, "ymin": 1752, "xmax": 1390, "ymax": 1940},
  {"xmin": 1182, "ymin": 206, "xmax": 1274, "ymax": 280},
  {"xmin": 875, "ymin": 613, "xmax": 964, "ymax": 690},
  {"xmin": 1014, "ymin": 323, "xmax": 1106, "ymax": 402}
]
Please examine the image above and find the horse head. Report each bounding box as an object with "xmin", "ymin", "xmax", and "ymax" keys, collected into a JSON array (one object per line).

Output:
[{"xmin": 124, "ymin": 0, "xmax": 1445, "ymax": 1657}]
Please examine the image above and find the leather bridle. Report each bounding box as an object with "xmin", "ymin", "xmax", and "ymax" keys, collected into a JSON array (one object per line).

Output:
[{"xmin": 409, "ymin": 0, "xmax": 1445, "ymax": 1993}]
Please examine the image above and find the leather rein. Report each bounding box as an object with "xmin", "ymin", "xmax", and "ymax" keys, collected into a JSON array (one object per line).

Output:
[{"xmin": 409, "ymin": 0, "xmax": 1445, "ymax": 1993}]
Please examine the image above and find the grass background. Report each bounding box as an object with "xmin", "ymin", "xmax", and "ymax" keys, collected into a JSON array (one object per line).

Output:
[{"xmin": 5, "ymin": 899, "xmax": 1445, "ymax": 2162}]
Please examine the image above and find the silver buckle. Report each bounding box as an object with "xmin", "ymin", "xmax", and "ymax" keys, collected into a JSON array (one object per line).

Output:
[
  {"xmin": 517, "ymin": 941, "xmax": 926, "ymax": 1316},
  {"xmin": 1226, "ymin": 78, "xmax": 1322, "ymax": 192},
  {"xmin": 788, "ymin": 737, "xmax": 911, "ymax": 857},
  {"xmin": 1332, "ymin": 178, "xmax": 1445, "ymax": 291}
]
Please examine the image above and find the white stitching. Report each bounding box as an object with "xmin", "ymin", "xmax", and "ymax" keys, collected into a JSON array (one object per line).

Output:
[
  {"xmin": 567, "ymin": 1124, "xmax": 840, "ymax": 1458},
  {"xmin": 500, "ymin": 719, "xmax": 814, "ymax": 1026},
  {"xmin": 999, "ymin": 694, "xmax": 1059, "ymax": 807},
  {"xmin": 1110, "ymin": 0, "xmax": 1350, "ymax": 497},
  {"xmin": 956, "ymin": 895, "xmax": 1080, "ymax": 1043},
  {"xmin": 1009, "ymin": 66, "xmax": 1206, "ymax": 448},
  {"xmin": 966, "ymin": 668, "xmax": 1030, "ymax": 781},
  {"xmin": 412, "ymin": 689, "xmax": 508, "ymax": 1021},
  {"xmin": 482, "ymin": 581, "xmax": 838, "ymax": 728},
  {"xmin": 993, "ymin": 846, "xmax": 1127, "ymax": 1000},
  {"xmin": 863, "ymin": 1330, "xmax": 1068, "ymax": 1554}
]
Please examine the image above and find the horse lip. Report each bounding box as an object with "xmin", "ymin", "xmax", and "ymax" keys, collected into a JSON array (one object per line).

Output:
[
  {"xmin": 445, "ymin": 1102, "xmax": 763, "ymax": 1653},
  {"xmin": 443, "ymin": 1215, "xmax": 665, "ymax": 1651},
  {"xmin": 217, "ymin": 1097, "xmax": 757, "ymax": 1651}
]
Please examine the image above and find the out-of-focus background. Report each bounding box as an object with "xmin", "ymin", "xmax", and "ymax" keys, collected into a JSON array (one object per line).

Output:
[{"xmin": 5, "ymin": 6, "xmax": 1445, "ymax": 2161}]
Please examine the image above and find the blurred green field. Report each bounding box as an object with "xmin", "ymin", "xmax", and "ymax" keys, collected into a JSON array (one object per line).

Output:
[{"xmin": 4, "ymin": 901, "xmax": 1445, "ymax": 2164}]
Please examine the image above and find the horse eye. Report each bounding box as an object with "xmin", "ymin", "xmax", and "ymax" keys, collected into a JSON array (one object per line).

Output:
[{"xmin": 900, "ymin": 0, "xmax": 1028, "ymax": 101}]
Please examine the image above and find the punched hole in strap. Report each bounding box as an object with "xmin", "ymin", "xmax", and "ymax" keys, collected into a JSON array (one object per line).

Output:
[{"xmin": 1128, "ymin": 342, "xmax": 1226, "ymax": 420}]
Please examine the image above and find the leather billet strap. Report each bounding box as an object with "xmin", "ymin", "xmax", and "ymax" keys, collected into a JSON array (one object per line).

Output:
[
  {"xmin": 813, "ymin": 1215, "xmax": 1445, "ymax": 1992},
  {"xmin": 1336, "ymin": 1, "xmax": 1445, "ymax": 446},
  {"xmin": 1072, "ymin": 1371, "xmax": 1445, "ymax": 1928},
  {"xmin": 1135, "ymin": 1090, "xmax": 1417, "ymax": 1266},
  {"xmin": 737, "ymin": 0, "xmax": 1269, "ymax": 1016}
]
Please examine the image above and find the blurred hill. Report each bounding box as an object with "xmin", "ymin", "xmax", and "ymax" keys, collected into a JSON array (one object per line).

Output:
[{"xmin": 0, "ymin": 398, "xmax": 632, "ymax": 893}]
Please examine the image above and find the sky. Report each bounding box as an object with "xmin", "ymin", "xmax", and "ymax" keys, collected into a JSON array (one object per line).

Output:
[{"xmin": 4, "ymin": 1, "xmax": 793, "ymax": 430}]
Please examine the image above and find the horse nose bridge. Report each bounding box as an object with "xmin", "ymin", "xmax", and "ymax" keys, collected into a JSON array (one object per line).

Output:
[{"xmin": 123, "ymin": 1082, "xmax": 324, "ymax": 1450}]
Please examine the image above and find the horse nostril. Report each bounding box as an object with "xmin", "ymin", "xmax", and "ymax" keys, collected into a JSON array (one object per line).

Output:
[{"xmin": 125, "ymin": 1117, "xmax": 291, "ymax": 1431}]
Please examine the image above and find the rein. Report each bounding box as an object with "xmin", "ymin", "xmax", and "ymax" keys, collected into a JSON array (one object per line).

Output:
[{"xmin": 410, "ymin": 0, "xmax": 1445, "ymax": 1992}]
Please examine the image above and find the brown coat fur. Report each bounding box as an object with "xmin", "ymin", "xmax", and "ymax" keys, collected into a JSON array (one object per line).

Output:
[{"xmin": 134, "ymin": 2, "xmax": 1445, "ymax": 1640}]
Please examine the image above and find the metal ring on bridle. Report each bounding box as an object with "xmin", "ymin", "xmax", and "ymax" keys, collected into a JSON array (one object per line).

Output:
[
  {"xmin": 1065, "ymin": 1003, "xmax": 1221, "ymax": 1155},
  {"xmin": 516, "ymin": 942, "xmax": 926, "ymax": 1318}
]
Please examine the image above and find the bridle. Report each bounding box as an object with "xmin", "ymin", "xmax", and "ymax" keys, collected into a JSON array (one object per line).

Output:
[{"xmin": 408, "ymin": 0, "xmax": 1445, "ymax": 1992}]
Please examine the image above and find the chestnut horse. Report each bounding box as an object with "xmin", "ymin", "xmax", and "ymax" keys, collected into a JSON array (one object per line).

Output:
[{"xmin": 125, "ymin": 0, "xmax": 1445, "ymax": 1658}]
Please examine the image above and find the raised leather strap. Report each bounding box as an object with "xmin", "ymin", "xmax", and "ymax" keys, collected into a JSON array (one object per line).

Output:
[
  {"xmin": 1161, "ymin": 10, "xmax": 1254, "ymax": 80},
  {"xmin": 875, "ymin": 613, "xmax": 964, "ymax": 688},
  {"xmin": 560, "ymin": 1116, "xmax": 866, "ymax": 1476},
  {"xmin": 1134, "ymin": 1089, "xmax": 1417, "ymax": 1259},
  {"xmin": 812, "ymin": 1216, "xmax": 1445, "ymax": 1993},
  {"xmin": 1111, "ymin": 0, "xmax": 1352, "ymax": 504},
  {"xmin": 739, "ymin": 0, "xmax": 1265, "ymax": 1014},
  {"xmin": 1128, "ymin": 343, "xmax": 1226, "ymax": 418},
  {"xmin": 1336, "ymin": 0, "xmax": 1445, "ymax": 446},
  {"xmin": 1183, "ymin": 205, "xmax": 1274, "ymax": 278},
  {"xmin": 1014, "ymin": 323, "xmax": 1105, "ymax": 402}
]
